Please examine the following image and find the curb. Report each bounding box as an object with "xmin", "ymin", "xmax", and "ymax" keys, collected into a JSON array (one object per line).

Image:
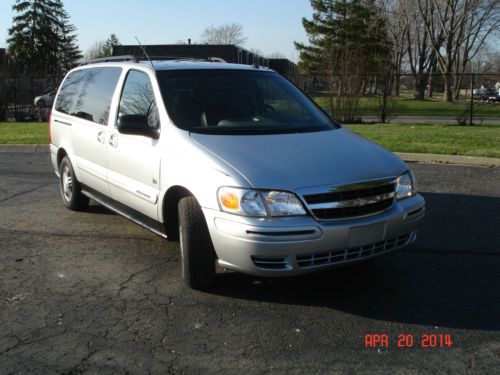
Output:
[
  {"xmin": 395, "ymin": 152, "xmax": 500, "ymax": 168},
  {"xmin": 0, "ymin": 144, "xmax": 498, "ymax": 168},
  {"xmin": 0, "ymin": 144, "xmax": 49, "ymax": 153}
]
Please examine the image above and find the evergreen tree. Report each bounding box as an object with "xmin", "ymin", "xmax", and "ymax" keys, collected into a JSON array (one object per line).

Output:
[
  {"xmin": 7, "ymin": 0, "xmax": 81, "ymax": 76},
  {"xmin": 58, "ymin": 7, "xmax": 82, "ymax": 72},
  {"xmin": 294, "ymin": 0, "xmax": 391, "ymax": 74},
  {"xmin": 98, "ymin": 34, "xmax": 121, "ymax": 58}
]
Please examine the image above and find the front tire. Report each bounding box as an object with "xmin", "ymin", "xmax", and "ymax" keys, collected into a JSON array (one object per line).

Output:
[
  {"xmin": 178, "ymin": 196, "xmax": 216, "ymax": 289},
  {"xmin": 59, "ymin": 156, "xmax": 89, "ymax": 211}
]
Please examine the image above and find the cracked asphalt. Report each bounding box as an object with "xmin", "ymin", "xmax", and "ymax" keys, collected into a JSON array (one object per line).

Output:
[{"xmin": 0, "ymin": 152, "xmax": 499, "ymax": 374}]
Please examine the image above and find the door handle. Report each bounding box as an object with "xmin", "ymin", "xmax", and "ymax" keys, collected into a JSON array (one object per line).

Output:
[
  {"xmin": 108, "ymin": 134, "xmax": 118, "ymax": 148},
  {"xmin": 97, "ymin": 131, "xmax": 105, "ymax": 144}
]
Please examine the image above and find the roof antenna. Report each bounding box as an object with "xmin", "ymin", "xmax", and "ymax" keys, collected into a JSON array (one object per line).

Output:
[{"xmin": 135, "ymin": 36, "xmax": 154, "ymax": 69}]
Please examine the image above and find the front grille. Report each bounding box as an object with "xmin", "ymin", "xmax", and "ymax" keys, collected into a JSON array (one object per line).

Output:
[
  {"xmin": 302, "ymin": 180, "xmax": 396, "ymax": 220},
  {"xmin": 251, "ymin": 256, "xmax": 288, "ymax": 270},
  {"xmin": 311, "ymin": 199, "xmax": 394, "ymax": 220},
  {"xmin": 295, "ymin": 233, "xmax": 412, "ymax": 268}
]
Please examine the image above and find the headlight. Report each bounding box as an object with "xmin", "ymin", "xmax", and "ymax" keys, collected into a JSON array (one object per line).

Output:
[
  {"xmin": 261, "ymin": 191, "xmax": 306, "ymax": 216},
  {"xmin": 218, "ymin": 187, "xmax": 267, "ymax": 216},
  {"xmin": 217, "ymin": 187, "xmax": 306, "ymax": 217},
  {"xmin": 396, "ymin": 171, "xmax": 417, "ymax": 199}
]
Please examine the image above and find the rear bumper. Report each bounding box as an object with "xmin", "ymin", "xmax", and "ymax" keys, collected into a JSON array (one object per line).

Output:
[{"xmin": 203, "ymin": 194, "xmax": 425, "ymax": 277}]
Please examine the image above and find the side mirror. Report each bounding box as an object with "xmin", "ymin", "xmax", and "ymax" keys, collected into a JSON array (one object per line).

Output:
[{"xmin": 117, "ymin": 115, "xmax": 160, "ymax": 139}]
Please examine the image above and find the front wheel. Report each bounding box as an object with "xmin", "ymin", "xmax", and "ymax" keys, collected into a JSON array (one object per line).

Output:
[
  {"xmin": 178, "ymin": 196, "xmax": 216, "ymax": 289},
  {"xmin": 59, "ymin": 156, "xmax": 89, "ymax": 211}
]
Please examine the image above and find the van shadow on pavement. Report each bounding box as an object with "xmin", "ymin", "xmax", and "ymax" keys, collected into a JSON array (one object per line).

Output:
[{"xmin": 208, "ymin": 192, "xmax": 500, "ymax": 331}]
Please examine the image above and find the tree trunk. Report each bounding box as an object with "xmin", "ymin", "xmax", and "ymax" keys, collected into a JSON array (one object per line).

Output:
[
  {"xmin": 427, "ymin": 53, "xmax": 437, "ymax": 98},
  {"xmin": 361, "ymin": 79, "xmax": 367, "ymax": 96},
  {"xmin": 453, "ymin": 73, "xmax": 463, "ymax": 100},
  {"xmin": 394, "ymin": 70, "xmax": 400, "ymax": 96},
  {"xmin": 428, "ymin": 73, "xmax": 434, "ymax": 98},
  {"xmin": 393, "ymin": 52, "xmax": 402, "ymax": 96},
  {"xmin": 443, "ymin": 73, "xmax": 453, "ymax": 102},
  {"xmin": 417, "ymin": 79, "xmax": 426, "ymax": 100}
]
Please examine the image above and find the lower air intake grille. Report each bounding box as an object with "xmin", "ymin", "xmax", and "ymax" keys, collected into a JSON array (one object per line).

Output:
[
  {"xmin": 295, "ymin": 233, "xmax": 412, "ymax": 268},
  {"xmin": 251, "ymin": 256, "xmax": 287, "ymax": 270}
]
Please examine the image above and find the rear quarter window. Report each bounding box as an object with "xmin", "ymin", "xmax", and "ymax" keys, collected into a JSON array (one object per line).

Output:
[{"xmin": 55, "ymin": 67, "xmax": 122, "ymax": 125}]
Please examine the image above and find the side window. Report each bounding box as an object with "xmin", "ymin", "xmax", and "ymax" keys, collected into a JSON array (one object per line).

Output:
[
  {"xmin": 118, "ymin": 70, "xmax": 160, "ymax": 129},
  {"xmin": 55, "ymin": 70, "xmax": 86, "ymax": 115},
  {"xmin": 56, "ymin": 67, "xmax": 121, "ymax": 125}
]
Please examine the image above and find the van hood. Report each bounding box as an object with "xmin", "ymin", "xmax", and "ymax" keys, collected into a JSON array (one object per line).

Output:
[{"xmin": 190, "ymin": 128, "xmax": 407, "ymax": 191}]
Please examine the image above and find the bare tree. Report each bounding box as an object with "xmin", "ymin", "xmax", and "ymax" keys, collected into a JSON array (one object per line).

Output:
[
  {"xmin": 401, "ymin": 0, "xmax": 439, "ymax": 99},
  {"xmin": 380, "ymin": 0, "xmax": 409, "ymax": 96},
  {"xmin": 84, "ymin": 41, "xmax": 105, "ymax": 62},
  {"xmin": 452, "ymin": 0, "xmax": 499, "ymax": 99},
  {"xmin": 249, "ymin": 48, "xmax": 264, "ymax": 56},
  {"xmin": 200, "ymin": 23, "xmax": 247, "ymax": 45},
  {"xmin": 83, "ymin": 34, "xmax": 122, "ymax": 62},
  {"xmin": 417, "ymin": 0, "xmax": 498, "ymax": 102},
  {"xmin": 325, "ymin": 48, "xmax": 364, "ymax": 123},
  {"xmin": 267, "ymin": 52, "xmax": 287, "ymax": 59},
  {"xmin": 375, "ymin": 73, "xmax": 401, "ymax": 123},
  {"xmin": 474, "ymin": 47, "xmax": 500, "ymax": 74},
  {"xmin": 417, "ymin": 0, "xmax": 466, "ymax": 101}
]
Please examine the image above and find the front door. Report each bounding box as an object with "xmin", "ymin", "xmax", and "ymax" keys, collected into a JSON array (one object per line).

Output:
[{"xmin": 107, "ymin": 69, "xmax": 161, "ymax": 220}]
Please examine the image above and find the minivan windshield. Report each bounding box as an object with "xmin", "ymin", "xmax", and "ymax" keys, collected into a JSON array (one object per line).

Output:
[{"xmin": 157, "ymin": 70, "xmax": 337, "ymax": 135}]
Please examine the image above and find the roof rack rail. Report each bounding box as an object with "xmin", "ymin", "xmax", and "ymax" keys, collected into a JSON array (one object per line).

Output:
[
  {"xmin": 134, "ymin": 55, "xmax": 226, "ymax": 63},
  {"xmin": 80, "ymin": 55, "xmax": 137, "ymax": 65},
  {"xmin": 80, "ymin": 55, "xmax": 227, "ymax": 66}
]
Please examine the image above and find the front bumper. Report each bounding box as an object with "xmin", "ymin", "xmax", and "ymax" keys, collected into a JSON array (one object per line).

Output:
[{"xmin": 203, "ymin": 194, "xmax": 425, "ymax": 277}]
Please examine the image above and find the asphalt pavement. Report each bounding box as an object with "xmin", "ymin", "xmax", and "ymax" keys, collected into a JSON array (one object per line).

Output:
[{"xmin": 0, "ymin": 153, "xmax": 499, "ymax": 374}]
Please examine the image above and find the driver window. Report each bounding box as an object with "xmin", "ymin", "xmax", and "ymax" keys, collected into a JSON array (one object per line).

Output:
[{"xmin": 118, "ymin": 70, "xmax": 160, "ymax": 128}]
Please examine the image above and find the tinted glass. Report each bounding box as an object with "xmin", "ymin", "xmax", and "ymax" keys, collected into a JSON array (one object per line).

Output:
[
  {"xmin": 55, "ymin": 67, "xmax": 122, "ymax": 125},
  {"xmin": 55, "ymin": 70, "xmax": 85, "ymax": 115},
  {"xmin": 158, "ymin": 70, "xmax": 335, "ymax": 135},
  {"xmin": 118, "ymin": 70, "xmax": 159, "ymax": 128}
]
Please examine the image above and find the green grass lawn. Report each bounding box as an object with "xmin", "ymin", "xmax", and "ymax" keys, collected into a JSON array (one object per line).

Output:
[
  {"xmin": 346, "ymin": 123, "xmax": 500, "ymax": 158},
  {"xmin": 314, "ymin": 96, "xmax": 500, "ymax": 118},
  {"xmin": 0, "ymin": 122, "xmax": 49, "ymax": 144},
  {"xmin": 1, "ymin": 121, "xmax": 499, "ymax": 158}
]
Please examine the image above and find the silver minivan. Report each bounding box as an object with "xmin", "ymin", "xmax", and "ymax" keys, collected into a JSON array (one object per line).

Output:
[{"xmin": 50, "ymin": 57, "xmax": 425, "ymax": 289}]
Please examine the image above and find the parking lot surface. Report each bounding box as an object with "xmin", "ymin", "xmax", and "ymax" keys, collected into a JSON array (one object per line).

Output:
[{"xmin": 0, "ymin": 153, "xmax": 499, "ymax": 374}]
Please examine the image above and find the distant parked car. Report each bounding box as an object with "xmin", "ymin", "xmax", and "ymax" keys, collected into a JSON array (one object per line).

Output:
[
  {"xmin": 480, "ymin": 90, "xmax": 500, "ymax": 103},
  {"xmin": 34, "ymin": 91, "xmax": 55, "ymax": 107},
  {"xmin": 487, "ymin": 94, "xmax": 500, "ymax": 103}
]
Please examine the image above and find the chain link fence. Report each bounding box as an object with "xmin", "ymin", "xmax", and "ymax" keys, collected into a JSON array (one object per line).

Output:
[
  {"xmin": 289, "ymin": 73, "xmax": 500, "ymax": 124},
  {"xmin": 0, "ymin": 71, "xmax": 499, "ymax": 124},
  {"xmin": 0, "ymin": 74, "xmax": 61, "ymax": 122}
]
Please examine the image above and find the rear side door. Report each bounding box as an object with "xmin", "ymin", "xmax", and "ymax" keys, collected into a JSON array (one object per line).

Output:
[
  {"xmin": 107, "ymin": 69, "xmax": 162, "ymax": 220},
  {"xmin": 55, "ymin": 67, "xmax": 122, "ymax": 195}
]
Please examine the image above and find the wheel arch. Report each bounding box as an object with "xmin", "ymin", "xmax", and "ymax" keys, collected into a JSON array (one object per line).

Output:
[
  {"xmin": 56, "ymin": 147, "xmax": 69, "ymax": 171},
  {"xmin": 162, "ymin": 185, "xmax": 195, "ymax": 240},
  {"xmin": 55, "ymin": 145, "xmax": 80, "ymax": 180}
]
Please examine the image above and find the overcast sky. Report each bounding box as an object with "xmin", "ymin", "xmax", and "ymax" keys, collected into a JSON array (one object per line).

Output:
[{"xmin": 0, "ymin": 0, "xmax": 313, "ymax": 61}]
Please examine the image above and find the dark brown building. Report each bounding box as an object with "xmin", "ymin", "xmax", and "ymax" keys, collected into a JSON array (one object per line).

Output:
[
  {"xmin": 268, "ymin": 58, "xmax": 299, "ymax": 77},
  {"xmin": 112, "ymin": 44, "xmax": 298, "ymax": 77},
  {"xmin": 113, "ymin": 44, "xmax": 268, "ymax": 66}
]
